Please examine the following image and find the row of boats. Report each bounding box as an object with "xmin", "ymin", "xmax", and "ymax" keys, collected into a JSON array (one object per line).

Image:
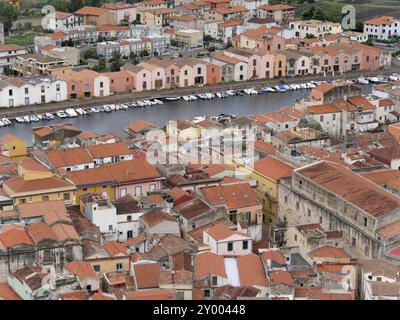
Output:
[{"xmin": 4, "ymin": 73, "xmax": 399, "ymax": 126}]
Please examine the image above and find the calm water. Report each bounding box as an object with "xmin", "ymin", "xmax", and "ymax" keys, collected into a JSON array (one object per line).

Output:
[{"xmin": 1, "ymin": 85, "xmax": 373, "ymax": 145}]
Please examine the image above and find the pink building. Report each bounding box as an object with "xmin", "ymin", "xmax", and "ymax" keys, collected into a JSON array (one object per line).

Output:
[
  {"xmin": 102, "ymin": 2, "xmax": 137, "ymax": 24},
  {"xmin": 137, "ymin": 62, "xmax": 165, "ymax": 89},
  {"xmin": 147, "ymin": 57, "xmax": 180, "ymax": 89},
  {"xmin": 103, "ymin": 70, "xmax": 134, "ymax": 94},
  {"xmin": 122, "ymin": 65, "xmax": 153, "ymax": 91}
]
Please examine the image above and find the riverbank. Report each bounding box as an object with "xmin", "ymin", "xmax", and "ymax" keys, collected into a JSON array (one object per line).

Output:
[{"xmin": 0, "ymin": 67, "xmax": 398, "ymax": 119}]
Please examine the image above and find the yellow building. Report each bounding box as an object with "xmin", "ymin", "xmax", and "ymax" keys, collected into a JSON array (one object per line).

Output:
[
  {"xmin": 246, "ymin": 156, "xmax": 293, "ymax": 223},
  {"xmin": 66, "ymin": 166, "xmax": 116, "ymax": 205},
  {"xmin": 0, "ymin": 134, "xmax": 27, "ymax": 160},
  {"xmin": 140, "ymin": 8, "xmax": 178, "ymax": 27},
  {"xmin": 177, "ymin": 64, "xmax": 194, "ymax": 87},
  {"xmin": 83, "ymin": 241, "xmax": 130, "ymax": 277},
  {"xmin": 166, "ymin": 119, "xmax": 200, "ymax": 141},
  {"xmin": 2, "ymin": 158, "xmax": 76, "ymax": 205}
]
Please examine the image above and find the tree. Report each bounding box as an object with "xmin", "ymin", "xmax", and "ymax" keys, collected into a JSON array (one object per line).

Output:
[
  {"xmin": 48, "ymin": 0, "xmax": 69, "ymax": 12},
  {"xmin": 69, "ymin": 0, "xmax": 84, "ymax": 12},
  {"xmin": 109, "ymin": 51, "xmax": 122, "ymax": 72},
  {"xmin": 203, "ymin": 35, "xmax": 214, "ymax": 42},
  {"xmin": 305, "ymin": 33, "xmax": 316, "ymax": 39},
  {"xmin": 140, "ymin": 49, "xmax": 149, "ymax": 57},
  {"xmin": 83, "ymin": 48, "xmax": 98, "ymax": 60},
  {"xmin": 207, "ymin": 46, "xmax": 216, "ymax": 52},
  {"xmin": 93, "ymin": 58, "xmax": 107, "ymax": 72},
  {"xmin": 0, "ymin": 2, "xmax": 18, "ymax": 33},
  {"xmin": 129, "ymin": 52, "xmax": 139, "ymax": 64}
]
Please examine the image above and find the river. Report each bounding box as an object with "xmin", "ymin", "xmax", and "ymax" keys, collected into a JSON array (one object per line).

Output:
[{"xmin": 0, "ymin": 85, "xmax": 373, "ymax": 145}]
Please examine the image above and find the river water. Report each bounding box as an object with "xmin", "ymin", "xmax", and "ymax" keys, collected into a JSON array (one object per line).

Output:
[{"xmin": 0, "ymin": 85, "xmax": 373, "ymax": 145}]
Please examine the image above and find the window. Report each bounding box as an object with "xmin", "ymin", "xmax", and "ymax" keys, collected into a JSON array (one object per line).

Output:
[
  {"xmin": 127, "ymin": 215, "xmax": 132, "ymax": 221},
  {"xmin": 320, "ymin": 115, "xmax": 324, "ymax": 122},
  {"xmin": 120, "ymin": 188, "xmax": 127, "ymax": 197},
  {"xmin": 42, "ymin": 195, "xmax": 49, "ymax": 202},
  {"xmin": 212, "ymin": 276, "xmax": 218, "ymax": 286},
  {"xmin": 63, "ymin": 193, "xmax": 70, "ymax": 201},
  {"xmin": 284, "ymin": 195, "xmax": 288, "ymax": 203},
  {"xmin": 227, "ymin": 242, "xmax": 233, "ymax": 251},
  {"xmin": 365, "ymin": 246, "xmax": 369, "ymax": 256},
  {"xmin": 109, "ymin": 225, "xmax": 113, "ymax": 231},
  {"xmin": 204, "ymin": 289, "xmax": 210, "ymax": 297},
  {"xmin": 296, "ymin": 202, "xmax": 299, "ymax": 210},
  {"xmin": 149, "ymin": 184, "xmax": 156, "ymax": 191},
  {"xmin": 364, "ymin": 217, "xmax": 368, "ymax": 227},
  {"xmin": 25, "ymin": 87, "xmax": 29, "ymax": 94},
  {"xmin": 93, "ymin": 265, "xmax": 100, "ymax": 272},
  {"xmin": 127, "ymin": 230, "xmax": 133, "ymax": 239},
  {"xmin": 135, "ymin": 186, "xmax": 142, "ymax": 196},
  {"xmin": 294, "ymin": 234, "xmax": 297, "ymax": 242},
  {"xmin": 352, "ymin": 237, "xmax": 356, "ymax": 246},
  {"xmin": 242, "ymin": 240, "xmax": 248, "ymax": 250},
  {"xmin": 319, "ymin": 216, "xmax": 323, "ymax": 224},
  {"xmin": 19, "ymin": 198, "xmax": 26, "ymax": 204},
  {"xmin": 116, "ymin": 263, "xmax": 123, "ymax": 271},
  {"xmin": 308, "ymin": 209, "xmax": 311, "ymax": 217},
  {"xmin": 9, "ymin": 89, "xmax": 12, "ymax": 96}
]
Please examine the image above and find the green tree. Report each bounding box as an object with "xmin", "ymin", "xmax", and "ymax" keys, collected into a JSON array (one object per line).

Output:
[
  {"xmin": 305, "ymin": 33, "xmax": 316, "ymax": 39},
  {"xmin": 0, "ymin": 2, "xmax": 18, "ymax": 33},
  {"xmin": 110, "ymin": 51, "xmax": 122, "ymax": 72},
  {"xmin": 69, "ymin": 0, "xmax": 84, "ymax": 12},
  {"xmin": 48, "ymin": 0, "xmax": 69, "ymax": 12},
  {"xmin": 207, "ymin": 45, "xmax": 216, "ymax": 52},
  {"xmin": 93, "ymin": 58, "xmax": 107, "ymax": 72},
  {"xmin": 140, "ymin": 49, "xmax": 149, "ymax": 57}
]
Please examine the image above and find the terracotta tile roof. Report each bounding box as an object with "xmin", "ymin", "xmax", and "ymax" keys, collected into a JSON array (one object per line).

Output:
[
  {"xmin": 45, "ymin": 147, "xmax": 93, "ymax": 168},
  {"xmin": 312, "ymin": 82, "xmax": 334, "ymax": 93},
  {"xmin": 280, "ymin": 106, "xmax": 305, "ymax": 119},
  {"xmin": 348, "ymin": 96, "xmax": 375, "ymax": 111},
  {"xmin": 128, "ymin": 120, "xmax": 157, "ymax": 133},
  {"xmin": 205, "ymin": 222, "xmax": 248, "ymax": 241},
  {"xmin": 67, "ymin": 166, "xmax": 115, "ymax": 186},
  {"xmin": 18, "ymin": 158, "xmax": 49, "ymax": 173},
  {"xmin": 173, "ymin": 197, "xmax": 213, "ymax": 220},
  {"xmin": 294, "ymin": 287, "xmax": 355, "ymax": 300},
  {"xmin": 102, "ymin": 2, "xmax": 134, "ymax": 10},
  {"xmin": 0, "ymin": 44, "xmax": 25, "ymax": 52},
  {"xmin": 17, "ymin": 200, "xmax": 67, "ymax": 219},
  {"xmin": 360, "ymin": 259, "xmax": 400, "ymax": 279},
  {"xmin": 51, "ymin": 223, "xmax": 80, "ymax": 242},
  {"xmin": 237, "ymin": 255, "xmax": 269, "ymax": 287},
  {"xmin": 0, "ymin": 225, "xmax": 34, "ymax": 249},
  {"xmin": 65, "ymin": 260, "xmax": 97, "ymax": 280},
  {"xmin": 257, "ymin": 4, "xmax": 294, "ymax": 11},
  {"xmin": 13, "ymin": 266, "xmax": 47, "ymax": 291},
  {"xmin": 254, "ymin": 140, "xmax": 277, "ymax": 154},
  {"xmin": 378, "ymin": 220, "xmax": 400, "ymax": 238},
  {"xmin": 52, "ymin": 11, "xmax": 73, "ymax": 19},
  {"xmin": 96, "ymin": 24, "xmax": 130, "ymax": 32},
  {"xmin": 269, "ymin": 270, "xmax": 293, "ymax": 286},
  {"xmin": 297, "ymin": 161, "xmax": 400, "ymax": 217},
  {"xmin": 219, "ymin": 20, "xmax": 244, "ymax": 28},
  {"xmin": 261, "ymin": 250, "xmax": 285, "ymax": 266},
  {"xmin": 202, "ymin": 183, "xmax": 259, "ymax": 210},
  {"xmin": 123, "ymin": 235, "xmax": 146, "ymax": 248},
  {"xmin": 194, "ymin": 252, "xmax": 226, "ymax": 279},
  {"xmin": 133, "ymin": 262, "xmax": 161, "ymax": 289},
  {"xmin": 26, "ymin": 223, "xmax": 58, "ymax": 243},
  {"xmin": 0, "ymin": 282, "xmax": 20, "ymax": 300},
  {"xmin": 309, "ymin": 246, "xmax": 350, "ymax": 259},
  {"xmin": 172, "ymin": 251, "xmax": 192, "ymax": 271},
  {"xmin": 364, "ymin": 16, "xmax": 397, "ymax": 26},
  {"xmin": 368, "ymin": 281, "xmax": 400, "ymax": 298},
  {"xmin": 48, "ymin": 32, "xmax": 68, "ymax": 41},
  {"xmin": 105, "ymin": 158, "xmax": 162, "ymax": 183},
  {"xmin": 3, "ymin": 175, "xmax": 74, "ymax": 194},
  {"xmin": 140, "ymin": 210, "xmax": 176, "ymax": 227},
  {"xmin": 170, "ymin": 187, "xmax": 194, "ymax": 205},
  {"xmin": 188, "ymin": 217, "xmax": 234, "ymax": 243},
  {"xmin": 379, "ymin": 98, "xmax": 395, "ymax": 107},
  {"xmin": 211, "ymin": 52, "xmax": 242, "ymax": 65},
  {"xmin": 75, "ymin": 6, "xmax": 108, "ymax": 16},
  {"xmin": 125, "ymin": 289, "xmax": 176, "ymax": 300},
  {"xmin": 87, "ymin": 142, "xmax": 130, "ymax": 159},
  {"xmin": 79, "ymin": 131, "xmax": 98, "ymax": 139},
  {"xmin": 103, "ymin": 241, "xmax": 127, "ymax": 257},
  {"xmin": 307, "ymin": 103, "xmax": 341, "ymax": 114},
  {"xmin": 253, "ymin": 156, "xmax": 294, "ymax": 181},
  {"xmin": 59, "ymin": 290, "xmax": 88, "ymax": 300}
]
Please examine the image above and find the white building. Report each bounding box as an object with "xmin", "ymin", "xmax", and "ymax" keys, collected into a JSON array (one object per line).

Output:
[
  {"xmin": 289, "ymin": 20, "xmax": 343, "ymax": 39},
  {"xmin": 306, "ymin": 104, "xmax": 342, "ymax": 137},
  {"xmin": 0, "ymin": 76, "xmax": 67, "ymax": 108},
  {"xmin": 203, "ymin": 223, "xmax": 252, "ymax": 256},
  {"xmin": 0, "ymin": 44, "xmax": 27, "ymax": 73},
  {"xmin": 45, "ymin": 12, "xmax": 76, "ymax": 32},
  {"xmin": 363, "ymin": 16, "xmax": 400, "ymax": 41}
]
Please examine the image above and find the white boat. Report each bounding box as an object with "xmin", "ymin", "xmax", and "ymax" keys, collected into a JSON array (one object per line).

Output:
[
  {"xmin": 357, "ymin": 77, "xmax": 369, "ymax": 85},
  {"xmin": 121, "ymin": 104, "xmax": 129, "ymax": 110},
  {"xmin": 182, "ymin": 96, "xmax": 191, "ymax": 101},
  {"xmin": 153, "ymin": 99, "xmax": 163, "ymax": 105},
  {"xmin": 378, "ymin": 77, "xmax": 388, "ymax": 83},
  {"xmin": 368, "ymin": 77, "xmax": 380, "ymax": 83},
  {"xmin": 164, "ymin": 96, "xmax": 180, "ymax": 101},
  {"xmin": 30, "ymin": 115, "xmax": 39, "ymax": 122},
  {"xmin": 15, "ymin": 117, "xmax": 24, "ymax": 123},
  {"xmin": 109, "ymin": 105, "xmax": 116, "ymax": 111},
  {"xmin": 36, "ymin": 115, "xmax": 43, "ymax": 121},
  {"xmin": 56, "ymin": 111, "xmax": 67, "ymax": 118},
  {"xmin": 45, "ymin": 112, "xmax": 54, "ymax": 120},
  {"xmin": 300, "ymin": 83, "xmax": 308, "ymax": 89},
  {"xmin": 189, "ymin": 95, "xmax": 198, "ymax": 100},
  {"xmin": 103, "ymin": 105, "xmax": 111, "ymax": 112},
  {"xmin": 307, "ymin": 83, "xmax": 316, "ymax": 88},
  {"xmin": 289, "ymin": 84, "xmax": 297, "ymax": 90},
  {"xmin": 136, "ymin": 101, "xmax": 145, "ymax": 107},
  {"xmin": 389, "ymin": 75, "xmax": 400, "ymax": 81},
  {"xmin": 23, "ymin": 116, "xmax": 31, "ymax": 123},
  {"xmin": 216, "ymin": 92, "xmax": 223, "ymax": 98},
  {"xmin": 226, "ymin": 90, "xmax": 235, "ymax": 96},
  {"xmin": 206, "ymin": 93, "xmax": 215, "ymax": 99},
  {"xmin": 65, "ymin": 108, "xmax": 78, "ymax": 117},
  {"xmin": 0, "ymin": 121, "xmax": 4, "ymax": 127},
  {"xmin": 143, "ymin": 100, "xmax": 153, "ymax": 106},
  {"xmin": 1, "ymin": 118, "xmax": 11, "ymax": 126},
  {"xmin": 76, "ymin": 108, "xmax": 85, "ymax": 115}
]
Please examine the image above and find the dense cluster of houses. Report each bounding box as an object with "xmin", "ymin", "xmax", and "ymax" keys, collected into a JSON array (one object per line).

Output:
[{"xmin": 0, "ymin": 77, "xmax": 400, "ymax": 300}]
